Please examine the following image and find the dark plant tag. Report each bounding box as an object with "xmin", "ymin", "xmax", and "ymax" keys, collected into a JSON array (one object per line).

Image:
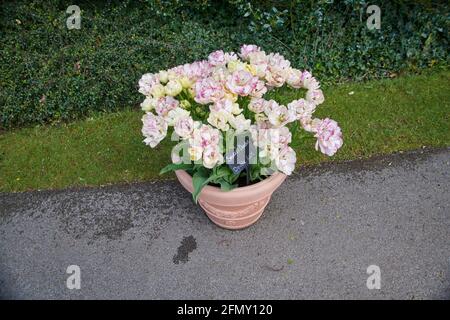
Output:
[{"xmin": 225, "ymin": 135, "xmax": 256, "ymax": 175}]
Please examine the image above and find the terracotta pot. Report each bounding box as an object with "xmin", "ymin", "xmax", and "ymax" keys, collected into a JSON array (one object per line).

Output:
[{"xmin": 175, "ymin": 170, "xmax": 287, "ymax": 230}]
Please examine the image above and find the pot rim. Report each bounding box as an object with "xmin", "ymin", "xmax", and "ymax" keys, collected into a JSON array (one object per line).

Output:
[{"xmin": 175, "ymin": 169, "xmax": 286, "ymax": 194}]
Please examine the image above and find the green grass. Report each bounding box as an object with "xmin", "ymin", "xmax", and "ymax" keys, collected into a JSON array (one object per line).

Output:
[{"xmin": 0, "ymin": 70, "xmax": 449, "ymax": 192}]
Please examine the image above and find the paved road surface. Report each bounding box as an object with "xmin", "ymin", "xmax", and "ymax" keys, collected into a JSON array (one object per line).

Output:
[{"xmin": 1, "ymin": 148, "xmax": 449, "ymax": 299}]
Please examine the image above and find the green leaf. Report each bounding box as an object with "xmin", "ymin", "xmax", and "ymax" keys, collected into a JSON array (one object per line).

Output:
[
  {"xmin": 214, "ymin": 165, "xmax": 231, "ymax": 177},
  {"xmin": 159, "ymin": 163, "xmax": 193, "ymax": 175},
  {"xmin": 223, "ymin": 171, "xmax": 240, "ymax": 184},
  {"xmin": 250, "ymin": 164, "xmax": 262, "ymax": 181},
  {"xmin": 193, "ymin": 163, "xmax": 204, "ymax": 171},
  {"xmin": 218, "ymin": 178, "xmax": 235, "ymax": 191},
  {"xmin": 192, "ymin": 165, "xmax": 240, "ymax": 202},
  {"xmin": 192, "ymin": 167, "xmax": 210, "ymax": 203}
]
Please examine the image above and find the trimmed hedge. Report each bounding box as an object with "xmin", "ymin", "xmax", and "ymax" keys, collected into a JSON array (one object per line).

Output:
[{"xmin": 0, "ymin": 0, "xmax": 448, "ymax": 129}]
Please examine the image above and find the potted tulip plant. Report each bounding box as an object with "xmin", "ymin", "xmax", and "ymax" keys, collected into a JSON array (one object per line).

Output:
[{"xmin": 138, "ymin": 45, "xmax": 343, "ymax": 229}]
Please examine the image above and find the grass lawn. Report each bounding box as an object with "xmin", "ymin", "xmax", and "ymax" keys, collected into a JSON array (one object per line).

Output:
[{"xmin": 0, "ymin": 70, "xmax": 449, "ymax": 192}]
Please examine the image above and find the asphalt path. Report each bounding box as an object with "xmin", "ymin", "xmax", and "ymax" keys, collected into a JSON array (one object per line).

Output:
[{"xmin": 1, "ymin": 148, "xmax": 449, "ymax": 299}]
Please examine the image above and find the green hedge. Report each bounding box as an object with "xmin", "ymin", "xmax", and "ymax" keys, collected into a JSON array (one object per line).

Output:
[{"xmin": 0, "ymin": 0, "xmax": 448, "ymax": 129}]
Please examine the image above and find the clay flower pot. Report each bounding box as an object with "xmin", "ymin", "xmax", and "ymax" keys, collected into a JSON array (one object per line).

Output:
[{"xmin": 175, "ymin": 170, "xmax": 287, "ymax": 230}]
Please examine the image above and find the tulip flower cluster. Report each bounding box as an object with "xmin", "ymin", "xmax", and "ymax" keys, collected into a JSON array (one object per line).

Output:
[{"xmin": 139, "ymin": 45, "xmax": 343, "ymax": 182}]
